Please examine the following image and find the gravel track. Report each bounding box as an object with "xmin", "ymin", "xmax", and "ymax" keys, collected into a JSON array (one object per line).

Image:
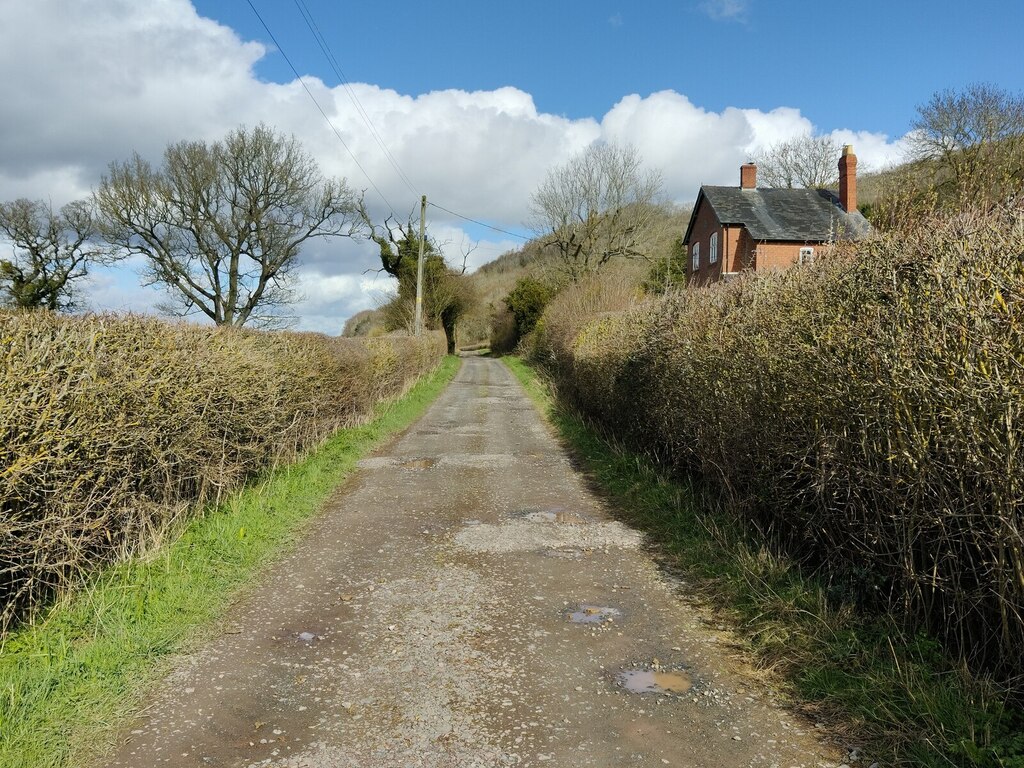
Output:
[{"xmin": 106, "ymin": 356, "xmax": 844, "ymax": 768}]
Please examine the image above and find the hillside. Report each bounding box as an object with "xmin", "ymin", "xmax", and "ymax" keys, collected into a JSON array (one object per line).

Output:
[{"xmin": 461, "ymin": 202, "xmax": 692, "ymax": 345}]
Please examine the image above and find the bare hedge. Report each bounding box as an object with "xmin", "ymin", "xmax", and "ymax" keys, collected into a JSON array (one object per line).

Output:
[
  {"xmin": 532, "ymin": 207, "xmax": 1024, "ymax": 682},
  {"xmin": 0, "ymin": 314, "xmax": 446, "ymax": 633}
]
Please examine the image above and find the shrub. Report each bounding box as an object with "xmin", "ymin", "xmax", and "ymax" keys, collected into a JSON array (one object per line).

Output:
[
  {"xmin": 641, "ymin": 236, "xmax": 688, "ymax": 294},
  {"xmin": 531, "ymin": 206, "xmax": 1024, "ymax": 686},
  {"xmin": 488, "ymin": 277, "xmax": 558, "ymax": 354},
  {"xmin": 505, "ymin": 278, "xmax": 556, "ymax": 338},
  {"xmin": 0, "ymin": 314, "xmax": 445, "ymax": 633}
]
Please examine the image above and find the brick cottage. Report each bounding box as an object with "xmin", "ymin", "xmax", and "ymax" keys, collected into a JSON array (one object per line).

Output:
[{"xmin": 683, "ymin": 145, "xmax": 872, "ymax": 285}]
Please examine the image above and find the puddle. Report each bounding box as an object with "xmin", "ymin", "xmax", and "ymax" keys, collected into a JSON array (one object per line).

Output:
[
  {"xmin": 544, "ymin": 547, "xmax": 586, "ymax": 559},
  {"xmin": 617, "ymin": 669, "xmax": 692, "ymax": 694},
  {"xmin": 400, "ymin": 457, "xmax": 437, "ymax": 470},
  {"xmin": 296, "ymin": 632, "xmax": 319, "ymax": 643},
  {"xmin": 568, "ymin": 605, "xmax": 621, "ymax": 624}
]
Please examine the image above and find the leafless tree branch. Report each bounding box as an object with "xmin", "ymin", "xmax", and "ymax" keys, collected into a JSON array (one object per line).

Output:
[
  {"xmin": 752, "ymin": 134, "xmax": 844, "ymax": 189},
  {"xmin": 95, "ymin": 124, "xmax": 363, "ymax": 328},
  {"xmin": 529, "ymin": 142, "xmax": 662, "ymax": 281}
]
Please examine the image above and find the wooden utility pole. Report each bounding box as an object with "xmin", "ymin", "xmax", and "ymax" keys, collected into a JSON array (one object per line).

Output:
[{"xmin": 414, "ymin": 194, "xmax": 426, "ymax": 336}]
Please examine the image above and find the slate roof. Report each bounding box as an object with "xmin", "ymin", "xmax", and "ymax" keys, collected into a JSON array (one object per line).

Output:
[{"xmin": 683, "ymin": 186, "xmax": 873, "ymax": 244}]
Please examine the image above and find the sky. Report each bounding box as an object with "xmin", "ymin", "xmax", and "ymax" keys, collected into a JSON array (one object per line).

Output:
[{"xmin": 2, "ymin": 0, "xmax": 1023, "ymax": 333}]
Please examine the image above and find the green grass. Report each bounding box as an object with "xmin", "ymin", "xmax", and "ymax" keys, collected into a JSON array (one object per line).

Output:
[
  {"xmin": 503, "ymin": 355, "xmax": 1024, "ymax": 768},
  {"xmin": 0, "ymin": 356, "xmax": 461, "ymax": 768}
]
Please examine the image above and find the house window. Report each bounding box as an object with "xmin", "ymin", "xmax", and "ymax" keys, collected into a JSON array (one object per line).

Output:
[
  {"xmin": 799, "ymin": 246, "xmax": 815, "ymax": 265},
  {"xmin": 710, "ymin": 232, "xmax": 718, "ymax": 264},
  {"xmin": 692, "ymin": 242, "xmax": 700, "ymax": 271}
]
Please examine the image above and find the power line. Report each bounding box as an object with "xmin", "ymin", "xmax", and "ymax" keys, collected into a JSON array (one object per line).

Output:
[
  {"xmin": 244, "ymin": 0, "xmax": 398, "ymax": 217},
  {"xmin": 291, "ymin": 0, "xmax": 420, "ymax": 198},
  {"xmin": 461, "ymin": 244, "xmax": 519, "ymax": 254},
  {"xmin": 250, "ymin": 1, "xmax": 530, "ymax": 249},
  {"xmin": 426, "ymin": 201, "xmax": 531, "ymax": 241}
]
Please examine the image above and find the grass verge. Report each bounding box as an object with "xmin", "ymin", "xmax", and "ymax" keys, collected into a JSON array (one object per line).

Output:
[
  {"xmin": 0, "ymin": 356, "xmax": 461, "ymax": 768},
  {"xmin": 504, "ymin": 355, "xmax": 1024, "ymax": 768}
]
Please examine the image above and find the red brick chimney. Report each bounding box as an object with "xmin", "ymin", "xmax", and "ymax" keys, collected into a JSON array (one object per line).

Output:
[
  {"xmin": 740, "ymin": 162, "xmax": 757, "ymax": 189},
  {"xmin": 838, "ymin": 145, "xmax": 857, "ymax": 211}
]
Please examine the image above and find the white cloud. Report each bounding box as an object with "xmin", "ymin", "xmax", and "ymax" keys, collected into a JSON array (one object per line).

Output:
[
  {"xmin": 293, "ymin": 271, "xmax": 394, "ymax": 334},
  {"xmin": 739, "ymin": 107, "xmax": 815, "ymax": 154},
  {"xmin": 1, "ymin": 0, "xmax": 909, "ymax": 332},
  {"xmin": 82, "ymin": 257, "xmax": 172, "ymax": 317},
  {"xmin": 827, "ymin": 129, "xmax": 913, "ymax": 173},
  {"xmin": 700, "ymin": 0, "xmax": 748, "ymax": 21}
]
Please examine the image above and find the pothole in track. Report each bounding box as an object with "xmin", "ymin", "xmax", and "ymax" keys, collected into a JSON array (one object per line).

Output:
[
  {"xmin": 543, "ymin": 547, "xmax": 588, "ymax": 559},
  {"xmin": 567, "ymin": 605, "xmax": 621, "ymax": 624},
  {"xmin": 617, "ymin": 669, "xmax": 693, "ymax": 694},
  {"xmin": 399, "ymin": 457, "xmax": 437, "ymax": 470}
]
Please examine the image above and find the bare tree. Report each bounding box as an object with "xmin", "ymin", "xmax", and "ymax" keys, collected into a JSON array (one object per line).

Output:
[
  {"xmin": 910, "ymin": 83, "xmax": 1024, "ymax": 207},
  {"xmin": 95, "ymin": 124, "xmax": 362, "ymax": 327},
  {"xmin": 0, "ymin": 198, "xmax": 107, "ymax": 310},
  {"xmin": 751, "ymin": 134, "xmax": 843, "ymax": 189},
  {"xmin": 529, "ymin": 142, "xmax": 662, "ymax": 280}
]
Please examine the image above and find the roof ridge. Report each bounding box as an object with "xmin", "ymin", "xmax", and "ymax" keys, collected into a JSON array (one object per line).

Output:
[{"xmin": 689, "ymin": 184, "xmax": 872, "ymax": 242}]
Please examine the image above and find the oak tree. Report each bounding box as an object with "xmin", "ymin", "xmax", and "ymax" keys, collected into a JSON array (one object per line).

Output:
[{"xmin": 96, "ymin": 124, "xmax": 362, "ymax": 327}]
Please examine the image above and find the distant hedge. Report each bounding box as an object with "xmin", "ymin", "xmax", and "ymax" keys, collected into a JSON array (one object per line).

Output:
[
  {"xmin": 531, "ymin": 207, "xmax": 1024, "ymax": 684},
  {"xmin": 0, "ymin": 314, "xmax": 446, "ymax": 633}
]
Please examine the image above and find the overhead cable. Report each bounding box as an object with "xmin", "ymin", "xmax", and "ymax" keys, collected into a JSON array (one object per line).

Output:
[
  {"xmin": 292, "ymin": 0, "xmax": 420, "ymax": 199},
  {"xmin": 427, "ymin": 201, "xmax": 531, "ymax": 241},
  {"xmin": 244, "ymin": 0, "xmax": 398, "ymax": 217}
]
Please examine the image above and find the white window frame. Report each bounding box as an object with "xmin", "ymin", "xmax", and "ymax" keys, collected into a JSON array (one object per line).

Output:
[
  {"xmin": 710, "ymin": 232, "xmax": 718, "ymax": 264},
  {"xmin": 799, "ymin": 246, "xmax": 815, "ymax": 265},
  {"xmin": 692, "ymin": 241, "xmax": 700, "ymax": 271}
]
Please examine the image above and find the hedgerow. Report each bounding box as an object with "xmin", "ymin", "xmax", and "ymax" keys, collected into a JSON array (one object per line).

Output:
[
  {"xmin": 0, "ymin": 313, "xmax": 445, "ymax": 634},
  {"xmin": 530, "ymin": 206, "xmax": 1024, "ymax": 685}
]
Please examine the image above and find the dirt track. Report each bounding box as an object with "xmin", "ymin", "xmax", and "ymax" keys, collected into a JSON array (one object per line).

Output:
[{"xmin": 106, "ymin": 356, "xmax": 843, "ymax": 767}]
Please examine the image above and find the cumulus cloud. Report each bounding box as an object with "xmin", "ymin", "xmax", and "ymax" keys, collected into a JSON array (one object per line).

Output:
[
  {"xmin": 0, "ymin": 0, "xmax": 263, "ymax": 200},
  {"xmin": 1, "ymin": 0, "xmax": 909, "ymax": 333},
  {"xmin": 828, "ymin": 129, "xmax": 912, "ymax": 173},
  {"xmin": 293, "ymin": 271, "xmax": 395, "ymax": 335}
]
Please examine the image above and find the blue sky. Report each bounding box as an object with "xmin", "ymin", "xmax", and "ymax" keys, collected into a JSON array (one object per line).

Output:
[
  {"xmin": 2, "ymin": 0, "xmax": 1022, "ymax": 331},
  {"xmin": 196, "ymin": 0, "xmax": 1024, "ymax": 139}
]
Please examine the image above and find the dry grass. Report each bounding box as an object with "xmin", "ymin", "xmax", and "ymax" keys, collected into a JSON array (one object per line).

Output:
[
  {"xmin": 0, "ymin": 313, "xmax": 445, "ymax": 635},
  {"xmin": 529, "ymin": 205, "xmax": 1024, "ymax": 687},
  {"xmin": 464, "ymin": 203, "xmax": 691, "ymax": 345}
]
